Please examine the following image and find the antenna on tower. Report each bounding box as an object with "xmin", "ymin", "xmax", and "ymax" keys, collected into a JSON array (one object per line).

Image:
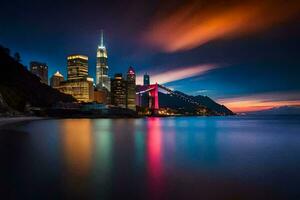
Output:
[{"xmin": 100, "ymin": 29, "xmax": 104, "ymax": 47}]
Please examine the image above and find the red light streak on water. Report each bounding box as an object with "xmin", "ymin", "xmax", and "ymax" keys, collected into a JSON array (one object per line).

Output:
[{"xmin": 147, "ymin": 117, "xmax": 164, "ymax": 199}]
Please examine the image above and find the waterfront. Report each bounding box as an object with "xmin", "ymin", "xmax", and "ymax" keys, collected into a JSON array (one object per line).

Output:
[{"xmin": 1, "ymin": 116, "xmax": 300, "ymax": 199}]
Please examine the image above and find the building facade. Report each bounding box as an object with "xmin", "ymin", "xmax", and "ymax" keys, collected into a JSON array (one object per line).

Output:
[
  {"xmin": 67, "ymin": 55, "xmax": 88, "ymax": 80},
  {"xmin": 143, "ymin": 73, "xmax": 150, "ymax": 85},
  {"xmin": 126, "ymin": 66, "xmax": 136, "ymax": 111},
  {"xmin": 57, "ymin": 77, "xmax": 94, "ymax": 102},
  {"xmin": 30, "ymin": 61, "xmax": 48, "ymax": 85},
  {"xmin": 56, "ymin": 55, "xmax": 94, "ymax": 102},
  {"xmin": 111, "ymin": 73, "xmax": 126, "ymax": 108},
  {"xmin": 94, "ymin": 89, "xmax": 109, "ymax": 104},
  {"xmin": 96, "ymin": 31, "xmax": 110, "ymax": 91},
  {"xmin": 50, "ymin": 71, "xmax": 64, "ymax": 88}
]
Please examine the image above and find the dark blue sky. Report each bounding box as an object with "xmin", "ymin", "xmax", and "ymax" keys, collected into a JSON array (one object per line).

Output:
[{"xmin": 1, "ymin": 0, "xmax": 300, "ymax": 111}]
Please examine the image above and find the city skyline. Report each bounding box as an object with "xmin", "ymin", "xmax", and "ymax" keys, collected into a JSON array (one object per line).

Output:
[
  {"xmin": 1, "ymin": 0, "xmax": 300, "ymax": 112},
  {"xmin": 1, "ymin": 1, "xmax": 300, "ymax": 198}
]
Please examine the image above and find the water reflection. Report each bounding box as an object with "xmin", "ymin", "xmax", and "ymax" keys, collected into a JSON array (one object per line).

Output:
[
  {"xmin": 134, "ymin": 129, "xmax": 145, "ymax": 168},
  {"xmin": 146, "ymin": 117, "xmax": 164, "ymax": 199},
  {"xmin": 164, "ymin": 119, "xmax": 176, "ymax": 154},
  {"xmin": 2, "ymin": 116, "xmax": 300, "ymax": 199},
  {"xmin": 203, "ymin": 119, "xmax": 218, "ymax": 165},
  {"xmin": 60, "ymin": 119, "xmax": 93, "ymax": 198},
  {"xmin": 91, "ymin": 119, "xmax": 113, "ymax": 199}
]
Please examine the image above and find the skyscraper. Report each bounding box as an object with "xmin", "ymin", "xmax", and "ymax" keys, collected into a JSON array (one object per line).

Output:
[
  {"xmin": 142, "ymin": 73, "xmax": 150, "ymax": 107},
  {"xmin": 96, "ymin": 30, "xmax": 110, "ymax": 91},
  {"xmin": 30, "ymin": 61, "xmax": 48, "ymax": 85},
  {"xmin": 144, "ymin": 73, "xmax": 150, "ymax": 85},
  {"xmin": 50, "ymin": 71, "xmax": 64, "ymax": 88},
  {"xmin": 126, "ymin": 66, "xmax": 136, "ymax": 111},
  {"xmin": 67, "ymin": 54, "xmax": 88, "ymax": 80},
  {"xmin": 56, "ymin": 55, "xmax": 94, "ymax": 102},
  {"xmin": 111, "ymin": 73, "xmax": 126, "ymax": 108}
]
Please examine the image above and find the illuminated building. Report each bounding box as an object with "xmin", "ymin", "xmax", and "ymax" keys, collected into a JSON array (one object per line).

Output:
[
  {"xmin": 142, "ymin": 73, "xmax": 150, "ymax": 107},
  {"xmin": 144, "ymin": 73, "xmax": 150, "ymax": 85},
  {"xmin": 67, "ymin": 54, "xmax": 88, "ymax": 80},
  {"xmin": 56, "ymin": 55, "xmax": 94, "ymax": 102},
  {"xmin": 126, "ymin": 66, "xmax": 136, "ymax": 111},
  {"xmin": 57, "ymin": 77, "xmax": 94, "ymax": 102},
  {"xmin": 96, "ymin": 30, "xmax": 110, "ymax": 91},
  {"xmin": 94, "ymin": 88, "xmax": 109, "ymax": 104},
  {"xmin": 50, "ymin": 71, "xmax": 64, "ymax": 88},
  {"xmin": 30, "ymin": 61, "xmax": 48, "ymax": 85},
  {"xmin": 111, "ymin": 73, "xmax": 126, "ymax": 108}
]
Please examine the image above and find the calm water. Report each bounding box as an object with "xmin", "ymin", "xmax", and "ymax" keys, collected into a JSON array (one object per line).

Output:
[{"xmin": 1, "ymin": 116, "xmax": 300, "ymax": 199}]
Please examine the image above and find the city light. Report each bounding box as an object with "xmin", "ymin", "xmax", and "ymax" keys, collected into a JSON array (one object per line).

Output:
[{"xmin": 67, "ymin": 55, "xmax": 88, "ymax": 60}]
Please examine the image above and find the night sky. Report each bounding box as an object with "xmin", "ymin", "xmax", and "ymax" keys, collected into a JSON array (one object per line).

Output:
[{"xmin": 1, "ymin": 0, "xmax": 300, "ymax": 112}]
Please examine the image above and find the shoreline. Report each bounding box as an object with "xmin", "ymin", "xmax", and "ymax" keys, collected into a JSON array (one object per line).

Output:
[
  {"xmin": 0, "ymin": 114, "xmax": 238, "ymax": 128},
  {"xmin": 0, "ymin": 116, "xmax": 45, "ymax": 128}
]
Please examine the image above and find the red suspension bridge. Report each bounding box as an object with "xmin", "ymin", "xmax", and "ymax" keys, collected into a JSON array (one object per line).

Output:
[{"xmin": 136, "ymin": 83, "xmax": 203, "ymax": 110}]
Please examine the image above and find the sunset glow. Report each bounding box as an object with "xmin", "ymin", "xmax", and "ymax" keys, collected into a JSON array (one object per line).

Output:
[
  {"xmin": 218, "ymin": 92, "xmax": 300, "ymax": 113},
  {"xmin": 143, "ymin": 0, "xmax": 300, "ymax": 53}
]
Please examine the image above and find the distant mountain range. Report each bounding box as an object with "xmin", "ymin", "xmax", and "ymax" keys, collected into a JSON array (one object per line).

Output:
[
  {"xmin": 245, "ymin": 106, "xmax": 300, "ymax": 115},
  {"xmin": 0, "ymin": 45, "xmax": 75, "ymax": 114},
  {"xmin": 159, "ymin": 91, "xmax": 234, "ymax": 116}
]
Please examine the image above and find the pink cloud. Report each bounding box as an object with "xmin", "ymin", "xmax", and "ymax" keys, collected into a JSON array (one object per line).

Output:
[{"xmin": 136, "ymin": 64, "xmax": 217, "ymax": 85}]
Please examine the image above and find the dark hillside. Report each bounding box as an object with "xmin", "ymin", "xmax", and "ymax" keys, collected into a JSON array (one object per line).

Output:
[
  {"xmin": 159, "ymin": 91, "xmax": 234, "ymax": 115},
  {"xmin": 192, "ymin": 95, "xmax": 234, "ymax": 115},
  {"xmin": 0, "ymin": 45, "xmax": 75, "ymax": 112}
]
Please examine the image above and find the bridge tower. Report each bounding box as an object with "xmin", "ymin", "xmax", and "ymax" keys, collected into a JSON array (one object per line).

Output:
[{"xmin": 149, "ymin": 83, "xmax": 159, "ymax": 110}]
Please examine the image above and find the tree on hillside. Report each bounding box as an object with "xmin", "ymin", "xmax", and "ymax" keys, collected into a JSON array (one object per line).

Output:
[{"xmin": 14, "ymin": 52, "xmax": 21, "ymax": 62}]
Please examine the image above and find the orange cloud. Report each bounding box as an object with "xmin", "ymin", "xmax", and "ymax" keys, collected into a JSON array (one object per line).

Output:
[
  {"xmin": 136, "ymin": 64, "xmax": 217, "ymax": 85},
  {"xmin": 143, "ymin": 0, "xmax": 300, "ymax": 52},
  {"xmin": 218, "ymin": 91, "xmax": 300, "ymax": 113}
]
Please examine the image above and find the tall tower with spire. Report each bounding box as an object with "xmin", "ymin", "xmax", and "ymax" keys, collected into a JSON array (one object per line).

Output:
[{"xmin": 96, "ymin": 30, "xmax": 110, "ymax": 91}]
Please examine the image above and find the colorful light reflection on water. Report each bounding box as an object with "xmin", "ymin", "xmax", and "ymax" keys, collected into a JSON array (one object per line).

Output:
[
  {"xmin": 147, "ymin": 117, "xmax": 164, "ymax": 199},
  {"xmin": 1, "ymin": 116, "xmax": 300, "ymax": 199}
]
